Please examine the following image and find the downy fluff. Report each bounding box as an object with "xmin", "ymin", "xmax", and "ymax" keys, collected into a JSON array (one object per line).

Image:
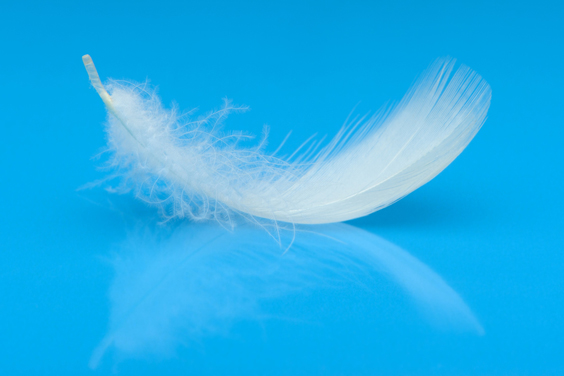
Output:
[{"xmin": 83, "ymin": 55, "xmax": 491, "ymax": 225}]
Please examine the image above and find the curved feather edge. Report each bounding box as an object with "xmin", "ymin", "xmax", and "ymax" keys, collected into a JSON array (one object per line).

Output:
[{"xmin": 85, "ymin": 58, "xmax": 491, "ymax": 225}]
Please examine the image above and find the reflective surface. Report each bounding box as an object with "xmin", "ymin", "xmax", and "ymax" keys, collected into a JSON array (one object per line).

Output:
[{"xmin": 1, "ymin": 0, "xmax": 563, "ymax": 374}]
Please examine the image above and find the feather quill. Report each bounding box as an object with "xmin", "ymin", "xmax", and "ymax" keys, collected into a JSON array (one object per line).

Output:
[{"xmin": 82, "ymin": 55, "xmax": 490, "ymax": 225}]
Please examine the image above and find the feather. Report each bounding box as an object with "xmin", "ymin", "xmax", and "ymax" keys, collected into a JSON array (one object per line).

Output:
[{"xmin": 82, "ymin": 55, "xmax": 491, "ymax": 225}]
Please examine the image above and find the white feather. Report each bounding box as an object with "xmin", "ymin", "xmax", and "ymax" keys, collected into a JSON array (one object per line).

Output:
[{"xmin": 83, "ymin": 55, "xmax": 491, "ymax": 225}]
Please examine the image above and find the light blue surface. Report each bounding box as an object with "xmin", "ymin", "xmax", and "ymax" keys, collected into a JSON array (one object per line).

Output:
[{"xmin": 1, "ymin": 0, "xmax": 563, "ymax": 374}]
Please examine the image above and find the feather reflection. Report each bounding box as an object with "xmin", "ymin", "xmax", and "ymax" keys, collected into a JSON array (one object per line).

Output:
[{"xmin": 90, "ymin": 222, "xmax": 482, "ymax": 368}]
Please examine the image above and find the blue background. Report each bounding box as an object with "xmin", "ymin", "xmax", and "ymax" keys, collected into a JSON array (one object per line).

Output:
[{"xmin": 1, "ymin": 0, "xmax": 563, "ymax": 374}]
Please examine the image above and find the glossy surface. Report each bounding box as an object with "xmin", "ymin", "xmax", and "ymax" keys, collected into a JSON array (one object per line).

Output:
[{"xmin": 1, "ymin": 1, "xmax": 563, "ymax": 374}]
